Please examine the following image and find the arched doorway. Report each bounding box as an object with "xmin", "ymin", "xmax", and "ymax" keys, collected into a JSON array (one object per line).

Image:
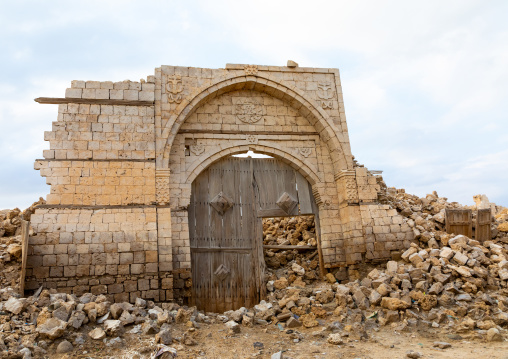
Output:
[{"xmin": 189, "ymin": 155, "xmax": 320, "ymax": 312}]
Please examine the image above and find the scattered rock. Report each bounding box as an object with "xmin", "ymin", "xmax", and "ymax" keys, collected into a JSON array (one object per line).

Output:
[
  {"xmin": 327, "ymin": 333, "xmax": 343, "ymax": 345},
  {"xmin": 486, "ymin": 328, "xmax": 503, "ymax": 342},
  {"xmin": 89, "ymin": 327, "xmax": 106, "ymax": 340},
  {"xmin": 104, "ymin": 320, "xmax": 124, "ymax": 337},
  {"xmin": 36, "ymin": 318, "xmax": 67, "ymax": 340},
  {"xmin": 56, "ymin": 340, "xmax": 73, "ymax": 354}
]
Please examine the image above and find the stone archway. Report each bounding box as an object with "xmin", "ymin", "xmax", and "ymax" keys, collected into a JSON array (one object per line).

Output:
[{"xmin": 159, "ymin": 73, "xmax": 353, "ymax": 174}]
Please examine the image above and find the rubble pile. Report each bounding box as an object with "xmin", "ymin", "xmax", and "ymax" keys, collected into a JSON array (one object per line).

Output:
[
  {"xmin": 496, "ymin": 208, "xmax": 508, "ymax": 233},
  {"xmin": 255, "ymin": 189, "xmax": 508, "ymax": 344},
  {"xmin": 383, "ymin": 189, "xmax": 506, "ymax": 241},
  {"xmin": 1, "ymin": 191, "xmax": 508, "ymax": 357},
  {"xmin": 0, "ymin": 199, "xmax": 45, "ymax": 292},
  {"xmin": 263, "ymin": 216, "xmax": 320, "ymax": 284}
]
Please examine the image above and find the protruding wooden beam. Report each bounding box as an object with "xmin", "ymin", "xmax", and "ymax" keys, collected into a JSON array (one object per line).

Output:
[
  {"xmin": 34, "ymin": 97, "xmax": 154, "ymax": 106},
  {"xmin": 263, "ymin": 245, "xmax": 317, "ymax": 250}
]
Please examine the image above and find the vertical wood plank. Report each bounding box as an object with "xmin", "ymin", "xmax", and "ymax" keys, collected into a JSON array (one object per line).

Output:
[
  {"xmin": 310, "ymin": 183, "xmax": 325, "ymax": 277},
  {"xmin": 296, "ymin": 171, "xmax": 313, "ymax": 215},
  {"xmin": 19, "ymin": 220, "xmax": 29, "ymax": 296},
  {"xmin": 476, "ymin": 209, "xmax": 491, "ymax": 242}
]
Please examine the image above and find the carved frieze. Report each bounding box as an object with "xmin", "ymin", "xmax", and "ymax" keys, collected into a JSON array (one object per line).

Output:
[
  {"xmin": 234, "ymin": 99, "xmax": 264, "ymax": 124},
  {"xmin": 244, "ymin": 65, "xmax": 258, "ymax": 75},
  {"xmin": 155, "ymin": 169, "xmax": 171, "ymax": 205},
  {"xmin": 166, "ymin": 75, "xmax": 183, "ymax": 103},
  {"xmin": 317, "ymin": 82, "xmax": 334, "ymax": 109}
]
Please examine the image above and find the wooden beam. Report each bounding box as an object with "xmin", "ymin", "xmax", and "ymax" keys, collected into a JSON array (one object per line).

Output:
[
  {"xmin": 34, "ymin": 97, "xmax": 154, "ymax": 106},
  {"xmin": 190, "ymin": 247, "xmax": 252, "ymax": 253},
  {"xmin": 263, "ymin": 245, "xmax": 317, "ymax": 250}
]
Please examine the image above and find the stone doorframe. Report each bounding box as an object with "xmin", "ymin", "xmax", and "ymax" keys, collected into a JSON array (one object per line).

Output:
[{"xmin": 154, "ymin": 67, "xmax": 374, "ymax": 302}]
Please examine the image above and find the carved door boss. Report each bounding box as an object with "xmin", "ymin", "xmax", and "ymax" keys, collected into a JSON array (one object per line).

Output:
[{"xmin": 188, "ymin": 157, "xmax": 318, "ymax": 312}]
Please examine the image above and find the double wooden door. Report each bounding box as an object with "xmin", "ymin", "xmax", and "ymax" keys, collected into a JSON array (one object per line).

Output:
[{"xmin": 188, "ymin": 156, "xmax": 316, "ymax": 312}]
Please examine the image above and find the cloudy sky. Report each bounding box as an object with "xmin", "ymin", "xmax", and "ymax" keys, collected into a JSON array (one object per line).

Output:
[{"xmin": 1, "ymin": 0, "xmax": 507, "ymax": 210}]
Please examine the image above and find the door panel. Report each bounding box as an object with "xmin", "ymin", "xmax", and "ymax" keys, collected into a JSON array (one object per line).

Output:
[{"xmin": 189, "ymin": 156, "xmax": 318, "ymax": 312}]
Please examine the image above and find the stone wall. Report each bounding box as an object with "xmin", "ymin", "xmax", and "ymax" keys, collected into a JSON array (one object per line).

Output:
[{"xmin": 28, "ymin": 63, "xmax": 414, "ymax": 303}]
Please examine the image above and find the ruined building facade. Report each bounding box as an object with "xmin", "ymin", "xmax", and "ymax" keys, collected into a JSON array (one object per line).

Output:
[{"xmin": 27, "ymin": 63, "xmax": 413, "ymax": 303}]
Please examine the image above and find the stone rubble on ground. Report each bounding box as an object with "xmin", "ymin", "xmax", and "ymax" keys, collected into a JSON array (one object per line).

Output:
[{"xmin": 0, "ymin": 192, "xmax": 507, "ymax": 357}]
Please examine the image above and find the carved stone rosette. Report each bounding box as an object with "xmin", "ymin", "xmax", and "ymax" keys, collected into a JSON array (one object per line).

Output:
[
  {"xmin": 156, "ymin": 169, "xmax": 171, "ymax": 205},
  {"xmin": 234, "ymin": 99, "xmax": 264, "ymax": 124},
  {"xmin": 335, "ymin": 170, "xmax": 359, "ymax": 204},
  {"xmin": 246, "ymin": 134, "xmax": 258, "ymax": 144}
]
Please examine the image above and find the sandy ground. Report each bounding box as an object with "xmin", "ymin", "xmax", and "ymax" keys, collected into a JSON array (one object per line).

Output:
[{"xmin": 50, "ymin": 321, "xmax": 508, "ymax": 359}]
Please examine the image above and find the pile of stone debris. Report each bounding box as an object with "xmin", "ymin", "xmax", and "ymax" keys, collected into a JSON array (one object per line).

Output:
[
  {"xmin": 0, "ymin": 199, "xmax": 45, "ymax": 292},
  {"xmin": 263, "ymin": 216, "xmax": 321, "ymax": 284},
  {"xmin": 257, "ymin": 189, "xmax": 508, "ymax": 345},
  {"xmin": 1, "ymin": 191, "xmax": 508, "ymax": 358}
]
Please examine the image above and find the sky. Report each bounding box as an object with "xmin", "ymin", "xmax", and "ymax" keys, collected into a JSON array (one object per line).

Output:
[{"xmin": 0, "ymin": 0, "xmax": 507, "ymax": 210}]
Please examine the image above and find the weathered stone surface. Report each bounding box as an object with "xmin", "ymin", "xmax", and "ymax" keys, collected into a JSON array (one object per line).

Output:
[
  {"xmin": 380, "ymin": 297, "xmax": 410, "ymax": 311},
  {"xmin": 4, "ymin": 297, "xmax": 23, "ymax": 315},
  {"xmin": 104, "ymin": 320, "xmax": 124, "ymax": 337},
  {"xmin": 300, "ymin": 313, "xmax": 319, "ymax": 328},
  {"xmin": 155, "ymin": 328, "xmax": 172, "ymax": 345},
  {"xmin": 36, "ymin": 318, "xmax": 67, "ymax": 340},
  {"xmin": 286, "ymin": 317, "xmax": 302, "ymax": 328},
  {"xmin": 225, "ymin": 320, "xmax": 240, "ymax": 333},
  {"xmin": 486, "ymin": 328, "xmax": 503, "ymax": 342},
  {"xmin": 327, "ymin": 333, "xmax": 343, "ymax": 345},
  {"xmin": 292, "ymin": 263, "xmax": 305, "ymax": 276},
  {"xmin": 56, "ymin": 340, "xmax": 73, "ymax": 354},
  {"xmin": 88, "ymin": 327, "xmax": 106, "ymax": 340}
]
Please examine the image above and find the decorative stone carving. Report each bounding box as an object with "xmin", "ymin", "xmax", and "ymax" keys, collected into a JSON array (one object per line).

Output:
[
  {"xmin": 246, "ymin": 134, "xmax": 258, "ymax": 144},
  {"xmin": 298, "ymin": 148, "xmax": 312, "ymax": 158},
  {"xmin": 317, "ymin": 82, "xmax": 334, "ymax": 109},
  {"xmin": 244, "ymin": 65, "xmax": 258, "ymax": 75},
  {"xmin": 166, "ymin": 75, "xmax": 183, "ymax": 103},
  {"xmin": 189, "ymin": 143, "xmax": 205, "ymax": 156},
  {"xmin": 276, "ymin": 192, "xmax": 298, "ymax": 214},
  {"xmin": 336, "ymin": 170, "xmax": 359, "ymax": 204},
  {"xmin": 214, "ymin": 264, "xmax": 230, "ymax": 281},
  {"xmin": 234, "ymin": 99, "xmax": 264, "ymax": 124},
  {"xmin": 210, "ymin": 191, "xmax": 234, "ymax": 215},
  {"xmin": 155, "ymin": 169, "xmax": 171, "ymax": 205},
  {"xmin": 344, "ymin": 177, "xmax": 359, "ymax": 203}
]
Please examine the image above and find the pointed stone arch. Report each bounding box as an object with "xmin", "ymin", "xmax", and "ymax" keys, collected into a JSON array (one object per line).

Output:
[{"xmin": 160, "ymin": 73, "xmax": 352, "ymax": 173}]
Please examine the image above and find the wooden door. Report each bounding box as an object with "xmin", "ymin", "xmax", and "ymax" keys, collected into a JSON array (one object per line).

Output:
[
  {"xmin": 445, "ymin": 209, "xmax": 473, "ymax": 238},
  {"xmin": 189, "ymin": 157, "xmax": 257, "ymax": 313},
  {"xmin": 475, "ymin": 209, "xmax": 491, "ymax": 242},
  {"xmin": 189, "ymin": 157, "xmax": 318, "ymax": 312}
]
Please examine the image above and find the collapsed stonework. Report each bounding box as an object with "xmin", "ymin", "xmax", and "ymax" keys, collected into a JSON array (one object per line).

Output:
[{"xmin": 27, "ymin": 62, "xmax": 414, "ymax": 305}]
